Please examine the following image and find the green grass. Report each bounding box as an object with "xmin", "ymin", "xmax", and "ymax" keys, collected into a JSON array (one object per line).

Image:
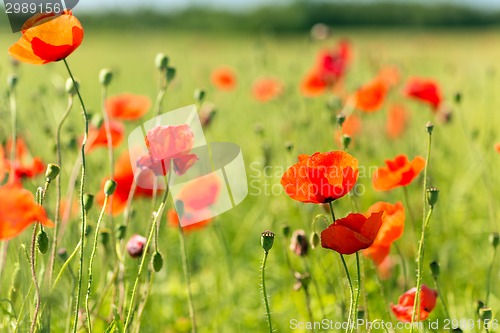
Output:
[{"xmin": 0, "ymin": 27, "xmax": 500, "ymax": 332}]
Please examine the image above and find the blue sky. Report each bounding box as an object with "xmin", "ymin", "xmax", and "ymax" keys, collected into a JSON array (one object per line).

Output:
[{"xmin": 74, "ymin": 0, "xmax": 500, "ymax": 12}]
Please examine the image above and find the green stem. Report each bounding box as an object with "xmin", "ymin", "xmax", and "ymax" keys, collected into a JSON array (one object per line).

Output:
[
  {"xmin": 485, "ymin": 247, "xmax": 497, "ymax": 305},
  {"xmin": 303, "ymin": 286, "xmax": 314, "ymax": 333},
  {"xmin": 52, "ymin": 241, "xmax": 81, "ymax": 291},
  {"xmin": 394, "ymin": 243, "xmax": 408, "ymax": 290},
  {"xmin": 29, "ymin": 223, "xmax": 41, "ymax": 333},
  {"xmin": 340, "ymin": 254, "xmax": 354, "ymax": 333},
  {"xmin": 178, "ymin": 224, "xmax": 197, "ymax": 333},
  {"xmin": 351, "ymin": 252, "xmax": 361, "ymax": 333},
  {"xmin": 261, "ymin": 251, "xmax": 272, "ymax": 333},
  {"xmin": 432, "ymin": 276, "xmax": 451, "ymax": 320},
  {"xmin": 9, "ymin": 85, "xmax": 17, "ymax": 182},
  {"xmin": 85, "ymin": 195, "xmax": 109, "ymax": 332},
  {"xmin": 63, "ymin": 58, "xmax": 89, "ymax": 333}
]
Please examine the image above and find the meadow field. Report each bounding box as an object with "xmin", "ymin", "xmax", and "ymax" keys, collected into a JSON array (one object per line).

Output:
[{"xmin": 1, "ymin": 21, "xmax": 500, "ymax": 333}]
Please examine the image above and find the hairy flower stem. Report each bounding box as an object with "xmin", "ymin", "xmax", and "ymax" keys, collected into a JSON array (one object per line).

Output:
[
  {"xmin": 63, "ymin": 59, "xmax": 89, "ymax": 333},
  {"xmin": 178, "ymin": 224, "xmax": 197, "ymax": 332},
  {"xmin": 29, "ymin": 222, "xmax": 41, "ymax": 333},
  {"xmin": 410, "ymin": 125, "xmax": 433, "ymax": 331},
  {"xmin": 261, "ymin": 250, "xmax": 272, "ymax": 333},
  {"xmin": 85, "ymin": 195, "xmax": 109, "ymax": 332}
]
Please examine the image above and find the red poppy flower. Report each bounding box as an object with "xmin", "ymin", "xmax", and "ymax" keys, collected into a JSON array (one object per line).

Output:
[
  {"xmin": 252, "ymin": 77, "xmax": 284, "ymax": 102},
  {"xmin": 352, "ymin": 78, "xmax": 388, "ymax": 113},
  {"xmin": 386, "ymin": 104, "xmax": 410, "ymax": 139},
  {"xmin": 363, "ymin": 201, "xmax": 405, "ymax": 265},
  {"xmin": 405, "ymin": 78, "xmax": 442, "ymax": 111},
  {"xmin": 8, "ymin": 10, "xmax": 83, "ymax": 65},
  {"xmin": 495, "ymin": 143, "xmax": 500, "ymax": 153},
  {"xmin": 0, "ymin": 183, "xmax": 54, "ymax": 240},
  {"xmin": 391, "ymin": 285, "xmax": 438, "ymax": 322},
  {"xmin": 86, "ymin": 120, "xmax": 124, "ymax": 152},
  {"xmin": 377, "ymin": 66, "xmax": 400, "ymax": 88},
  {"xmin": 211, "ymin": 67, "xmax": 237, "ymax": 91},
  {"xmin": 4, "ymin": 138, "xmax": 44, "ymax": 181},
  {"xmin": 372, "ymin": 155, "xmax": 425, "ymax": 191},
  {"xmin": 300, "ymin": 71, "xmax": 329, "ymax": 97},
  {"xmin": 281, "ymin": 151, "xmax": 358, "ymax": 204},
  {"xmin": 106, "ymin": 94, "xmax": 151, "ymax": 120},
  {"xmin": 316, "ymin": 40, "xmax": 351, "ymax": 83},
  {"xmin": 321, "ymin": 212, "xmax": 384, "ymax": 255}
]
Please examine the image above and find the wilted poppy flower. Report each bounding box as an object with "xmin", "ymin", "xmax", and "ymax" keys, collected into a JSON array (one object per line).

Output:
[
  {"xmin": 9, "ymin": 10, "xmax": 83, "ymax": 65},
  {"xmin": 4, "ymin": 139, "xmax": 44, "ymax": 181},
  {"xmin": 211, "ymin": 67, "xmax": 237, "ymax": 91},
  {"xmin": 363, "ymin": 201, "xmax": 405, "ymax": 265},
  {"xmin": 127, "ymin": 234, "xmax": 147, "ymax": 258},
  {"xmin": 405, "ymin": 78, "xmax": 442, "ymax": 111},
  {"xmin": 321, "ymin": 212, "xmax": 384, "ymax": 255},
  {"xmin": 289, "ymin": 229, "xmax": 309, "ymax": 256},
  {"xmin": 86, "ymin": 120, "xmax": 124, "ymax": 152},
  {"xmin": 352, "ymin": 78, "xmax": 388, "ymax": 113},
  {"xmin": 391, "ymin": 285, "xmax": 438, "ymax": 322},
  {"xmin": 0, "ymin": 183, "xmax": 54, "ymax": 240},
  {"xmin": 495, "ymin": 143, "xmax": 500, "ymax": 153},
  {"xmin": 372, "ymin": 155, "xmax": 425, "ymax": 191},
  {"xmin": 281, "ymin": 151, "xmax": 358, "ymax": 204},
  {"xmin": 106, "ymin": 94, "xmax": 151, "ymax": 120},
  {"xmin": 252, "ymin": 77, "xmax": 284, "ymax": 102},
  {"xmin": 386, "ymin": 104, "xmax": 410, "ymax": 139}
]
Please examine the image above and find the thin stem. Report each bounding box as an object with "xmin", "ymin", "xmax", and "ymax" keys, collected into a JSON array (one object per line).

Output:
[
  {"xmin": 351, "ymin": 252, "xmax": 361, "ymax": 333},
  {"xmin": 261, "ymin": 251, "xmax": 272, "ymax": 333},
  {"xmin": 394, "ymin": 243, "xmax": 408, "ymax": 290},
  {"xmin": 14, "ymin": 284, "xmax": 34, "ymax": 333},
  {"xmin": 303, "ymin": 286, "xmax": 314, "ymax": 333},
  {"xmin": 340, "ymin": 254, "xmax": 354, "ymax": 333},
  {"xmin": 85, "ymin": 195, "xmax": 109, "ymax": 333},
  {"xmin": 485, "ymin": 246, "xmax": 497, "ymax": 305},
  {"xmin": 29, "ymin": 223, "xmax": 41, "ymax": 333},
  {"xmin": 178, "ymin": 224, "xmax": 197, "ymax": 332},
  {"xmin": 9, "ymin": 86, "xmax": 17, "ymax": 183},
  {"xmin": 63, "ymin": 58, "xmax": 89, "ymax": 333},
  {"xmin": 432, "ymin": 276, "xmax": 450, "ymax": 320},
  {"xmin": 52, "ymin": 241, "xmax": 81, "ymax": 291}
]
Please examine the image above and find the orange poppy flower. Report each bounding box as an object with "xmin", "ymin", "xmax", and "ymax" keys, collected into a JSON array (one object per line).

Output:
[
  {"xmin": 335, "ymin": 114, "xmax": 362, "ymax": 146},
  {"xmin": 8, "ymin": 10, "xmax": 83, "ymax": 65},
  {"xmin": 363, "ymin": 201, "xmax": 405, "ymax": 265},
  {"xmin": 372, "ymin": 155, "xmax": 425, "ymax": 191},
  {"xmin": 300, "ymin": 71, "xmax": 329, "ymax": 97},
  {"xmin": 386, "ymin": 104, "xmax": 410, "ymax": 139},
  {"xmin": 252, "ymin": 77, "xmax": 284, "ymax": 102},
  {"xmin": 377, "ymin": 66, "xmax": 400, "ymax": 88},
  {"xmin": 391, "ymin": 285, "xmax": 438, "ymax": 322},
  {"xmin": 281, "ymin": 151, "xmax": 358, "ymax": 204},
  {"xmin": 495, "ymin": 143, "xmax": 500, "ymax": 153},
  {"xmin": 321, "ymin": 212, "xmax": 384, "ymax": 255},
  {"xmin": 0, "ymin": 183, "xmax": 54, "ymax": 240},
  {"xmin": 211, "ymin": 67, "xmax": 237, "ymax": 91},
  {"xmin": 106, "ymin": 94, "xmax": 151, "ymax": 120},
  {"xmin": 405, "ymin": 78, "xmax": 442, "ymax": 111},
  {"xmin": 86, "ymin": 120, "xmax": 124, "ymax": 152},
  {"xmin": 352, "ymin": 78, "xmax": 388, "ymax": 113},
  {"xmin": 5, "ymin": 138, "xmax": 44, "ymax": 181}
]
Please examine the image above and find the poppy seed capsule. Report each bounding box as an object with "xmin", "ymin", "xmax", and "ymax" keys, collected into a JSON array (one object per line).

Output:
[
  {"xmin": 83, "ymin": 193, "xmax": 94, "ymax": 212},
  {"xmin": 427, "ymin": 187, "xmax": 439, "ymax": 206},
  {"xmin": 479, "ymin": 307, "xmax": 493, "ymax": 321},
  {"xmin": 155, "ymin": 53, "xmax": 169, "ymax": 71},
  {"xmin": 127, "ymin": 234, "xmax": 147, "ymax": 258},
  {"xmin": 261, "ymin": 230, "xmax": 275, "ymax": 253},
  {"xmin": 490, "ymin": 232, "xmax": 500, "ymax": 248},
  {"xmin": 99, "ymin": 68, "xmax": 113, "ymax": 87},
  {"xmin": 37, "ymin": 230, "xmax": 49, "ymax": 254},
  {"xmin": 194, "ymin": 89, "xmax": 206, "ymax": 103},
  {"xmin": 45, "ymin": 163, "xmax": 60, "ymax": 182},
  {"xmin": 7, "ymin": 73, "xmax": 18, "ymax": 90},
  {"xmin": 429, "ymin": 261, "xmax": 440, "ymax": 278},
  {"xmin": 104, "ymin": 179, "xmax": 117, "ymax": 196},
  {"xmin": 65, "ymin": 78, "xmax": 79, "ymax": 96},
  {"xmin": 152, "ymin": 251, "xmax": 164, "ymax": 272},
  {"xmin": 166, "ymin": 67, "xmax": 176, "ymax": 82}
]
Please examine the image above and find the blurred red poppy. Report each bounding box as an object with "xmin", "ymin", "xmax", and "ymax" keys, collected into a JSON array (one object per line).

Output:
[
  {"xmin": 0, "ymin": 183, "xmax": 54, "ymax": 240},
  {"xmin": 363, "ymin": 201, "xmax": 405, "ymax": 265},
  {"xmin": 300, "ymin": 71, "xmax": 329, "ymax": 97},
  {"xmin": 281, "ymin": 151, "xmax": 358, "ymax": 204},
  {"xmin": 211, "ymin": 67, "xmax": 237, "ymax": 91},
  {"xmin": 252, "ymin": 77, "xmax": 284, "ymax": 102},
  {"xmin": 372, "ymin": 155, "xmax": 425, "ymax": 191},
  {"xmin": 377, "ymin": 66, "xmax": 400, "ymax": 88},
  {"xmin": 321, "ymin": 212, "xmax": 384, "ymax": 255},
  {"xmin": 106, "ymin": 94, "xmax": 151, "ymax": 120},
  {"xmin": 391, "ymin": 285, "xmax": 438, "ymax": 322},
  {"xmin": 352, "ymin": 78, "xmax": 388, "ymax": 113},
  {"xmin": 4, "ymin": 138, "xmax": 44, "ymax": 181},
  {"xmin": 86, "ymin": 120, "xmax": 124, "ymax": 152},
  {"xmin": 405, "ymin": 78, "xmax": 442, "ymax": 111},
  {"xmin": 334, "ymin": 114, "xmax": 362, "ymax": 147},
  {"xmin": 386, "ymin": 104, "xmax": 410, "ymax": 139},
  {"xmin": 495, "ymin": 143, "xmax": 500, "ymax": 153},
  {"xmin": 9, "ymin": 10, "xmax": 83, "ymax": 65},
  {"xmin": 0, "ymin": 146, "xmax": 5, "ymax": 182}
]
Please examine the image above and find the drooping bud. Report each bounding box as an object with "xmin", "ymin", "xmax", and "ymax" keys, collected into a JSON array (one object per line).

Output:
[
  {"xmin": 45, "ymin": 163, "xmax": 60, "ymax": 182},
  {"xmin": 281, "ymin": 223, "xmax": 291, "ymax": 238},
  {"xmin": 127, "ymin": 234, "xmax": 147, "ymax": 258},
  {"xmin": 427, "ymin": 187, "xmax": 439, "ymax": 207},
  {"xmin": 489, "ymin": 232, "xmax": 499, "ymax": 249},
  {"xmin": 310, "ymin": 232, "xmax": 320, "ymax": 249},
  {"xmin": 99, "ymin": 68, "xmax": 113, "ymax": 87},
  {"xmin": 115, "ymin": 224, "xmax": 126, "ymax": 240},
  {"xmin": 429, "ymin": 261, "xmax": 440, "ymax": 278},
  {"xmin": 37, "ymin": 229, "xmax": 49, "ymax": 254},
  {"xmin": 155, "ymin": 53, "xmax": 169, "ymax": 71},
  {"xmin": 152, "ymin": 251, "xmax": 164, "ymax": 272},
  {"xmin": 261, "ymin": 230, "xmax": 275, "ymax": 253},
  {"xmin": 104, "ymin": 179, "xmax": 117, "ymax": 196},
  {"xmin": 65, "ymin": 78, "xmax": 79, "ymax": 96},
  {"xmin": 290, "ymin": 229, "xmax": 309, "ymax": 257}
]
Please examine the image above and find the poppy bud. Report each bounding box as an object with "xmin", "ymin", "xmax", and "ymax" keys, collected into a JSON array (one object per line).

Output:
[
  {"xmin": 115, "ymin": 224, "xmax": 127, "ymax": 240},
  {"xmin": 336, "ymin": 113, "xmax": 346, "ymax": 127},
  {"xmin": 426, "ymin": 121, "xmax": 434, "ymax": 134},
  {"xmin": 37, "ymin": 230, "xmax": 49, "ymax": 254},
  {"xmin": 152, "ymin": 251, "xmax": 164, "ymax": 272},
  {"xmin": 7, "ymin": 73, "xmax": 18, "ymax": 90},
  {"xmin": 100, "ymin": 230, "xmax": 110, "ymax": 247},
  {"xmin": 454, "ymin": 92, "xmax": 462, "ymax": 105},
  {"xmin": 427, "ymin": 187, "xmax": 439, "ymax": 207},
  {"xmin": 281, "ymin": 224, "xmax": 291, "ymax": 237},
  {"xmin": 476, "ymin": 300, "xmax": 485, "ymax": 315},
  {"xmin": 284, "ymin": 141, "xmax": 294, "ymax": 153},
  {"xmin": 166, "ymin": 67, "xmax": 176, "ymax": 82},
  {"xmin": 91, "ymin": 113, "xmax": 104, "ymax": 129},
  {"xmin": 310, "ymin": 232, "xmax": 320, "ymax": 249},
  {"xmin": 45, "ymin": 163, "xmax": 60, "ymax": 182},
  {"xmin": 429, "ymin": 261, "xmax": 440, "ymax": 278},
  {"xmin": 58, "ymin": 248, "xmax": 68, "ymax": 261},
  {"xmin": 194, "ymin": 89, "xmax": 206, "ymax": 103},
  {"xmin": 489, "ymin": 232, "xmax": 499, "ymax": 249},
  {"xmin": 479, "ymin": 307, "xmax": 493, "ymax": 321},
  {"xmin": 65, "ymin": 78, "xmax": 79, "ymax": 96},
  {"xmin": 127, "ymin": 234, "xmax": 147, "ymax": 258},
  {"xmin": 261, "ymin": 230, "xmax": 275, "ymax": 253},
  {"xmin": 83, "ymin": 193, "xmax": 94, "ymax": 212},
  {"xmin": 99, "ymin": 68, "xmax": 113, "ymax": 87},
  {"xmin": 357, "ymin": 308, "xmax": 365, "ymax": 320},
  {"xmin": 104, "ymin": 179, "xmax": 117, "ymax": 196},
  {"xmin": 290, "ymin": 229, "xmax": 309, "ymax": 256},
  {"xmin": 342, "ymin": 134, "xmax": 352, "ymax": 150},
  {"xmin": 155, "ymin": 53, "xmax": 169, "ymax": 71}
]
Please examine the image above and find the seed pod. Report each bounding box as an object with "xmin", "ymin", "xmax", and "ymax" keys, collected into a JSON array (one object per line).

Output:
[
  {"xmin": 261, "ymin": 230, "xmax": 275, "ymax": 253},
  {"xmin": 427, "ymin": 187, "xmax": 439, "ymax": 207}
]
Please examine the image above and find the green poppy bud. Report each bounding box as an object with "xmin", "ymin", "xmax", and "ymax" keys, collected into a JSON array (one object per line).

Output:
[
  {"xmin": 152, "ymin": 251, "xmax": 164, "ymax": 272},
  {"xmin": 310, "ymin": 232, "xmax": 320, "ymax": 249},
  {"xmin": 65, "ymin": 78, "xmax": 79, "ymax": 96},
  {"xmin": 261, "ymin": 230, "xmax": 275, "ymax": 253},
  {"xmin": 336, "ymin": 113, "xmax": 346, "ymax": 127},
  {"xmin": 427, "ymin": 187, "xmax": 439, "ymax": 207},
  {"xmin": 342, "ymin": 134, "xmax": 352, "ymax": 150},
  {"xmin": 166, "ymin": 67, "xmax": 176, "ymax": 82},
  {"xmin": 155, "ymin": 53, "xmax": 169, "ymax": 71},
  {"xmin": 429, "ymin": 261, "xmax": 440, "ymax": 278},
  {"xmin": 83, "ymin": 193, "xmax": 94, "ymax": 212},
  {"xmin": 194, "ymin": 89, "xmax": 206, "ymax": 103},
  {"xmin": 99, "ymin": 68, "xmax": 113, "ymax": 87},
  {"xmin": 489, "ymin": 232, "xmax": 499, "ymax": 249},
  {"xmin": 281, "ymin": 223, "xmax": 291, "ymax": 237},
  {"xmin": 104, "ymin": 179, "xmax": 117, "ymax": 196},
  {"xmin": 37, "ymin": 230, "xmax": 49, "ymax": 254},
  {"xmin": 45, "ymin": 163, "xmax": 60, "ymax": 182},
  {"xmin": 8, "ymin": 73, "xmax": 18, "ymax": 90},
  {"xmin": 426, "ymin": 121, "xmax": 434, "ymax": 134},
  {"xmin": 115, "ymin": 224, "xmax": 127, "ymax": 241}
]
